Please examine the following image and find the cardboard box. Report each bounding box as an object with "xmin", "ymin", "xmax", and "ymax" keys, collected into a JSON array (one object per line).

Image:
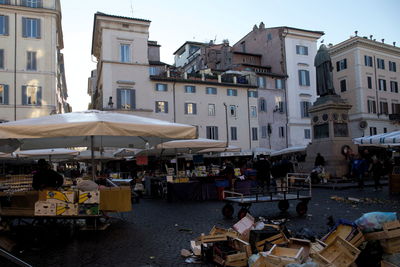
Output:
[
  {"xmin": 78, "ymin": 190, "xmax": 100, "ymax": 204},
  {"xmin": 34, "ymin": 201, "xmax": 56, "ymax": 216},
  {"xmin": 42, "ymin": 190, "xmax": 75, "ymax": 203},
  {"xmin": 78, "ymin": 204, "xmax": 99, "ymax": 215},
  {"xmin": 56, "ymin": 203, "xmax": 78, "ymax": 216},
  {"xmin": 99, "ymin": 186, "xmax": 131, "ymax": 212},
  {"xmin": 233, "ymin": 214, "xmax": 254, "ymax": 242}
]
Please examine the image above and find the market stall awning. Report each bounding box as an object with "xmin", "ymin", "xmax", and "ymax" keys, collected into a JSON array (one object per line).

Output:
[
  {"xmin": 197, "ymin": 145, "xmax": 241, "ymax": 154},
  {"xmin": 353, "ymin": 131, "xmax": 400, "ymax": 145},
  {"xmin": 270, "ymin": 146, "xmax": 307, "ymax": 157},
  {"xmin": 15, "ymin": 148, "xmax": 79, "ymax": 159},
  {"xmin": 113, "ymin": 148, "xmax": 143, "ymax": 158},
  {"xmin": 75, "ymin": 150, "xmax": 116, "ymax": 160}
]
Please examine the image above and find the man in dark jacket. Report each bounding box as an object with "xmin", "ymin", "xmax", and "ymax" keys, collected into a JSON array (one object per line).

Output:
[
  {"xmin": 255, "ymin": 154, "xmax": 271, "ymax": 190},
  {"xmin": 32, "ymin": 159, "xmax": 64, "ymax": 190}
]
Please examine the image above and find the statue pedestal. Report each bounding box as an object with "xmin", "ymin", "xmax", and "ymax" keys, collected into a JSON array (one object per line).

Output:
[{"xmin": 304, "ymin": 95, "xmax": 357, "ymax": 178}]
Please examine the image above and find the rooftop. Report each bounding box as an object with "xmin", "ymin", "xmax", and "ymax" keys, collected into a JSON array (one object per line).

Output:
[{"xmin": 95, "ymin": 12, "xmax": 151, "ymax": 23}]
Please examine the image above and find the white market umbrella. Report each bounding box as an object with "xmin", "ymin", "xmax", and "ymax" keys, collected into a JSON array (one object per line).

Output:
[
  {"xmin": 0, "ymin": 110, "xmax": 197, "ymax": 179},
  {"xmin": 0, "ymin": 152, "xmax": 14, "ymax": 159},
  {"xmin": 252, "ymin": 147, "xmax": 274, "ymax": 156},
  {"xmin": 156, "ymin": 138, "xmax": 226, "ymax": 151},
  {"xmin": 75, "ymin": 150, "xmax": 116, "ymax": 160},
  {"xmin": 197, "ymin": 145, "xmax": 241, "ymax": 154},
  {"xmin": 270, "ymin": 146, "xmax": 307, "ymax": 157},
  {"xmin": 353, "ymin": 130, "xmax": 400, "ymax": 145},
  {"xmin": 15, "ymin": 148, "xmax": 79, "ymax": 161},
  {"xmin": 113, "ymin": 148, "xmax": 143, "ymax": 158}
]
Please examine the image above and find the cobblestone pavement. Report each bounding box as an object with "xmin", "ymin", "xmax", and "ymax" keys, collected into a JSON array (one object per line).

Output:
[{"xmin": 1, "ymin": 186, "xmax": 399, "ymax": 267}]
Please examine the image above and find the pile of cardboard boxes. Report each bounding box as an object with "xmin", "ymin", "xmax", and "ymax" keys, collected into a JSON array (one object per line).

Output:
[
  {"xmin": 184, "ymin": 214, "xmax": 400, "ymax": 267},
  {"xmin": 35, "ymin": 189, "xmax": 100, "ymax": 216}
]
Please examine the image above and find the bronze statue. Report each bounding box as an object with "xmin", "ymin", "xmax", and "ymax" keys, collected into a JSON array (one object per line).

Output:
[{"xmin": 314, "ymin": 44, "xmax": 336, "ymax": 96}]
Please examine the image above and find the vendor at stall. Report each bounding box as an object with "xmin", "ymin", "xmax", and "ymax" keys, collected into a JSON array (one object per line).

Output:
[{"xmin": 32, "ymin": 159, "xmax": 64, "ymax": 190}]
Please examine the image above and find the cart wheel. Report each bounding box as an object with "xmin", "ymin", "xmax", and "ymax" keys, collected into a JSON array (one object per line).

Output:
[
  {"xmin": 237, "ymin": 208, "xmax": 249, "ymax": 220},
  {"xmin": 296, "ymin": 201, "xmax": 308, "ymax": 216},
  {"xmin": 278, "ymin": 200, "xmax": 289, "ymax": 211},
  {"xmin": 222, "ymin": 204, "xmax": 234, "ymax": 219}
]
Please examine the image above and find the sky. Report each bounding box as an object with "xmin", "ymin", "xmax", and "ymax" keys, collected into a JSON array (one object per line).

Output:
[{"xmin": 61, "ymin": 0, "xmax": 400, "ymax": 112}]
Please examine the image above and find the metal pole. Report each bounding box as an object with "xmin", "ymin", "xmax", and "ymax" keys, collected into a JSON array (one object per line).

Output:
[
  {"xmin": 14, "ymin": 13, "xmax": 17, "ymax": 121},
  {"xmin": 91, "ymin": 136, "xmax": 95, "ymax": 180},
  {"xmin": 223, "ymin": 103, "xmax": 228, "ymax": 147},
  {"xmin": 0, "ymin": 248, "xmax": 32, "ymax": 267}
]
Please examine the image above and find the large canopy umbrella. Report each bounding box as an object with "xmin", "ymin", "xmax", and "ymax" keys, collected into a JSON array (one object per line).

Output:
[
  {"xmin": 14, "ymin": 148, "xmax": 79, "ymax": 161},
  {"xmin": 353, "ymin": 131, "xmax": 400, "ymax": 145},
  {"xmin": 113, "ymin": 148, "xmax": 142, "ymax": 158},
  {"xmin": 270, "ymin": 145, "xmax": 307, "ymax": 157},
  {"xmin": 0, "ymin": 110, "xmax": 197, "ymax": 179},
  {"xmin": 197, "ymin": 145, "xmax": 241, "ymax": 154},
  {"xmin": 75, "ymin": 150, "xmax": 116, "ymax": 161}
]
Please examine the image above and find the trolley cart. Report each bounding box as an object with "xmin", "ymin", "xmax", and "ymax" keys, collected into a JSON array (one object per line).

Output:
[{"xmin": 222, "ymin": 173, "xmax": 311, "ymax": 219}]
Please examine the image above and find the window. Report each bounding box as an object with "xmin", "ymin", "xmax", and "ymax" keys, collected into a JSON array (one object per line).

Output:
[
  {"xmin": 155, "ymin": 101, "xmax": 168, "ymax": 113},
  {"xmin": 389, "ymin": 61, "xmax": 397, "ymax": 72},
  {"xmin": 27, "ymin": 51, "xmax": 37, "ymax": 71},
  {"xmin": 230, "ymin": 127, "xmax": 237, "ymax": 141},
  {"xmin": 367, "ymin": 76, "xmax": 372, "ymax": 89},
  {"xmin": 300, "ymin": 101, "xmax": 311, "ymax": 118},
  {"xmin": 22, "ymin": 17, "xmax": 40, "ymax": 38},
  {"xmin": 340, "ymin": 79, "xmax": 347, "ymax": 92},
  {"xmin": 275, "ymin": 79, "xmax": 285, "ymax": 89},
  {"xmin": 184, "ymin": 103, "xmax": 197, "ymax": 115},
  {"xmin": 227, "ymin": 89, "xmax": 237, "ymax": 96},
  {"xmin": 0, "ymin": 0, "xmax": 11, "ymax": 4},
  {"xmin": 248, "ymin": 90, "xmax": 258, "ymax": 98},
  {"xmin": 267, "ymin": 33, "xmax": 272, "ymax": 41},
  {"xmin": 367, "ymin": 99, "xmax": 376, "ymax": 114},
  {"xmin": 393, "ymin": 103, "xmax": 400, "ymax": 114},
  {"xmin": 296, "ymin": 45, "xmax": 308, "ymax": 55},
  {"xmin": 298, "ymin": 70, "xmax": 310, "ymax": 86},
  {"xmin": 0, "ymin": 49, "xmax": 4, "ymax": 69},
  {"xmin": 364, "ymin": 55, "xmax": 373, "ymax": 67},
  {"xmin": 384, "ymin": 128, "xmax": 387, "ymax": 133},
  {"xmin": 336, "ymin": 59, "xmax": 347, "ymax": 71},
  {"xmin": 380, "ymin": 101, "xmax": 388, "ymax": 115},
  {"xmin": 0, "ymin": 15, "xmax": 9, "ymax": 35},
  {"xmin": 155, "ymin": 83, "xmax": 167, "ymax": 92},
  {"xmin": 304, "ymin": 129, "xmax": 311, "ymax": 139},
  {"xmin": 369, "ymin": 127, "xmax": 377, "ymax": 136},
  {"xmin": 120, "ymin": 44, "xmax": 130, "ymax": 63},
  {"xmin": 240, "ymin": 41, "xmax": 246, "ymax": 53},
  {"xmin": 206, "ymin": 87, "xmax": 217, "ymax": 95},
  {"xmin": 22, "ymin": 85, "xmax": 41, "ymax": 105},
  {"xmin": 251, "ymin": 128, "xmax": 258, "ymax": 141},
  {"xmin": 261, "ymin": 126, "xmax": 267, "ymax": 138},
  {"xmin": 117, "ymin": 88, "xmax": 135, "ymax": 110},
  {"xmin": 259, "ymin": 98, "xmax": 266, "ymax": 112},
  {"xmin": 0, "ymin": 84, "xmax": 9, "ymax": 104},
  {"xmin": 277, "ymin": 101, "xmax": 285, "ymax": 113},
  {"xmin": 257, "ymin": 76, "xmax": 266, "ymax": 88},
  {"xmin": 206, "ymin": 126, "xmax": 218, "ymax": 140},
  {"xmin": 149, "ymin": 67, "xmax": 159, "ymax": 76},
  {"xmin": 377, "ymin": 58, "xmax": 385, "ymax": 69},
  {"xmin": 391, "ymin": 81, "xmax": 399, "ymax": 93},
  {"xmin": 279, "ymin": 127, "xmax": 285, "ymax": 138},
  {"xmin": 229, "ymin": 105, "xmax": 237, "ymax": 117},
  {"xmin": 208, "ymin": 104, "xmax": 215, "ymax": 116},
  {"xmin": 21, "ymin": 0, "xmax": 42, "ymax": 8},
  {"xmin": 378, "ymin": 79, "xmax": 387, "ymax": 91},
  {"xmin": 185, "ymin": 85, "xmax": 196, "ymax": 93},
  {"xmin": 250, "ymin": 106, "xmax": 257, "ymax": 118}
]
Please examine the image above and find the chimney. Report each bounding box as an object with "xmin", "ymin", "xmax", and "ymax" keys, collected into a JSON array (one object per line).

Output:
[{"xmin": 382, "ymin": 39, "xmax": 385, "ymax": 43}]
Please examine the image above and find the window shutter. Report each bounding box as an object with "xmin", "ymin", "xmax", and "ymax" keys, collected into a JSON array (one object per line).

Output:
[
  {"xmin": 296, "ymin": 46, "xmax": 299, "ymax": 54},
  {"xmin": 306, "ymin": 71, "xmax": 310, "ymax": 86},
  {"xmin": 165, "ymin": 102, "xmax": 168, "ymax": 113},
  {"xmin": 305, "ymin": 47, "xmax": 308, "ymax": 55},
  {"xmin": 4, "ymin": 15, "xmax": 9, "ymax": 35},
  {"xmin": 21, "ymin": 0, "xmax": 27, "ymax": 6},
  {"xmin": 38, "ymin": 0, "xmax": 43, "ymax": 8},
  {"xmin": 130, "ymin": 89, "xmax": 135, "ymax": 110},
  {"xmin": 336, "ymin": 61, "xmax": 340, "ymax": 71},
  {"xmin": 184, "ymin": 103, "xmax": 188, "ymax": 114},
  {"xmin": 215, "ymin": 127, "xmax": 218, "ymax": 140},
  {"xmin": 36, "ymin": 19, "xmax": 41, "ymax": 38},
  {"xmin": 344, "ymin": 59, "xmax": 347, "ymax": 69},
  {"xmin": 21, "ymin": 86, "xmax": 27, "ymax": 105},
  {"xmin": 193, "ymin": 103, "xmax": 197, "ymax": 114},
  {"xmin": 116, "ymin": 89, "xmax": 121, "ymax": 109},
  {"xmin": 33, "ymin": 52, "xmax": 37, "ymax": 70},
  {"xmin": 22, "ymin": 18, "xmax": 27, "ymax": 38},
  {"xmin": 4, "ymin": 85, "xmax": 9, "ymax": 105},
  {"xmin": 154, "ymin": 102, "xmax": 158, "ymax": 113},
  {"xmin": 36, "ymin": 86, "xmax": 42, "ymax": 106},
  {"xmin": 298, "ymin": 70, "xmax": 302, "ymax": 85},
  {"xmin": 300, "ymin": 102, "xmax": 304, "ymax": 117},
  {"xmin": 364, "ymin": 56, "xmax": 367, "ymax": 66}
]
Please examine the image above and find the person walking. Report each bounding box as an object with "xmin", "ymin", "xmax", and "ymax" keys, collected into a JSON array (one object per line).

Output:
[
  {"xmin": 370, "ymin": 156, "xmax": 383, "ymax": 191},
  {"xmin": 351, "ymin": 154, "xmax": 369, "ymax": 189},
  {"xmin": 314, "ymin": 153, "xmax": 325, "ymax": 167},
  {"xmin": 254, "ymin": 154, "xmax": 271, "ymax": 190}
]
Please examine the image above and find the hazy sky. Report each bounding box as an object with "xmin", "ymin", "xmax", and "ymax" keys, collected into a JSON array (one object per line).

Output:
[{"xmin": 61, "ymin": 0, "xmax": 400, "ymax": 111}]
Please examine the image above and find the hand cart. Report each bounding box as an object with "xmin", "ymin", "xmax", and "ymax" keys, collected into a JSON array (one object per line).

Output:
[{"xmin": 222, "ymin": 173, "xmax": 311, "ymax": 219}]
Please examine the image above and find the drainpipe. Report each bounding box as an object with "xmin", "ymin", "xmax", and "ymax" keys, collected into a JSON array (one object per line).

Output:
[
  {"xmin": 282, "ymin": 28, "xmax": 289, "ymax": 148},
  {"xmin": 223, "ymin": 102, "xmax": 228, "ymax": 148},
  {"xmin": 173, "ymin": 81, "xmax": 176, "ymax": 123},
  {"xmin": 246, "ymin": 88, "xmax": 251, "ymax": 149},
  {"xmin": 14, "ymin": 13, "xmax": 17, "ymax": 121},
  {"xmin": 373, "ymin": 55, "xmax": 379, "ymax": 118}
]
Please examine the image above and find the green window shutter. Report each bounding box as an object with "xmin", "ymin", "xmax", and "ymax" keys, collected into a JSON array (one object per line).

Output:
[
  {"xmin": 22, "ymin": 18, "xmax": 27, "ymax": 37},
  {"xmin": 165, "ymin": 102, "xmax": 168, "ymax": 113},
  {"xmin": 193, "ymin": 103, "xmax": 197, "ymax": 114},
  {"xmin": 36, "ymin": 19, "xmax": 41, "ymax": 38},
  {"xmin": 38, "ymin": 0, "xmax": 42, "ymax": 8},
  {"xmin": 306, "ymin": 71, "xmax": 310, "ymax": 86},
  {"xmin": 116, "ymin": 89, "xmax": 121, "ymax": 109},
  {"xmin": 21, "ymin": 86, "xmax": 27, "ymax": 105},
  {"xmin": 130, "ymin": 89, "xmax": 135, "ymax": 110},
  {"xmin": 296, "ymin": 46, "xmax": 299, "ymax": 54},
  {"xmin": 154, "ymin": 102, "xmax": 158, "ymax": 113},
  {"xmin": 4, "ymin": 15, "xmax": 9, "ymax": 35},
  {"xmin": 4, "ymin": 85, "xmax": 9, "ymax": 105},
  {"xmin": 36, "ymin": 86, "xmax": 42, "ymax": 106},
  {"xmin": 184, "ymin": 103, "xmax": 188, "ymax": 114},
  {"xmin": 298, "ymin": 70, "xmax": 302, "ymax": 85}
]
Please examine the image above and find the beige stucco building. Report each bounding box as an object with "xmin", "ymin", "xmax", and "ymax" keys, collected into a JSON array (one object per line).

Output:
[
  {"xmin": 0, "ymin": 0, "xmax": 69, "ymax": 122},
  {"xmin": 330, "ymin": 36, "xmax": 400, "ymax": 137},
  {"xmin": 90, "ymin": 13, "xmax": 259, "ymax": 150}
]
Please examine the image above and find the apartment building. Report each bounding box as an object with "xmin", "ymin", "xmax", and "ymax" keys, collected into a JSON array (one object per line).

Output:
[
  {"xmin": 330, "ymin": 36, "xmax": 400, "ymax": 137},
  {"xmin": 0, "ymin": 0, "xmax": 69, "ymax": 122},
  {"xmin": 233, "ymin": 24, "xmax": 324, "ymax": 148},
  {"xmin": 90, "ymin": 13, "xmax": 258, "ymax": 150}
]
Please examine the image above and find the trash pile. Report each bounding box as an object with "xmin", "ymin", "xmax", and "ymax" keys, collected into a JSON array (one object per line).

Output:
[{"xmin": 181, "ymin": 212, "xmax": 400, "ymax": 267}]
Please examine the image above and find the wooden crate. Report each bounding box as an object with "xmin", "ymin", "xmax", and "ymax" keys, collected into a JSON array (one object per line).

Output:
[
  {"xmin": 380, "ymin": 236, "xmax": 400, "ymax": 254},
  {"xmin": 288, "ymin": 238, "xmax": 311, "ymax": 258},
  {"xmin": 381, "ymin": 260, "xmax": 398, "ymax": 267},
  {"xmin": 310, "ymin": 239, "xmax": 327, "ymax": 256},
  {"xmin": 231, "ymin": 238, "xmax": 252, "ymax": 258},
  {"xmin": 209, "ymin": 226, "xmax": 239, "ymax": 239},
  {"xmin": 256, "ymin": 232, "xmax": 288, "ymax": 252},
  {"xmin": 265, "ymin": 245, "xmax": 306, "ymax": 266},
  {"xmin": 349, "ymin": 229, "xmax": 365, "ymax": 248},
  {"xmin": 312, "ymin": 236, "xmax": 360, "ymax": 267},
  {"xmin": 364, "ymin": 220, "xmax": 400, "ymax": 241},
  {"xmin": 199, "ymin": 233, "xmax": 227, "ymax": 243}
]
